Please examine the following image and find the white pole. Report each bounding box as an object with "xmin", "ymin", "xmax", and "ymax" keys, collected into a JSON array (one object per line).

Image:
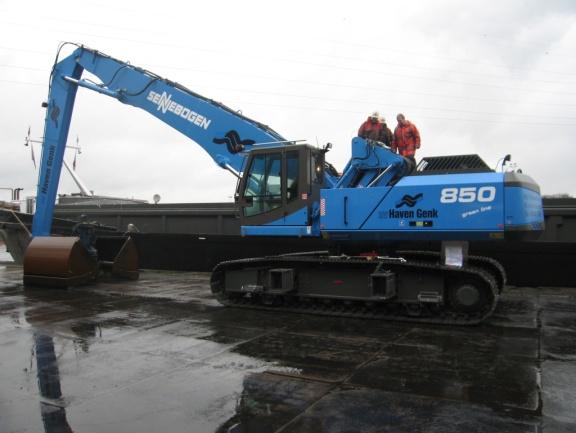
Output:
[{"xmin": 62, "ymin": 159, "xmax": 93, "ymax": 196}]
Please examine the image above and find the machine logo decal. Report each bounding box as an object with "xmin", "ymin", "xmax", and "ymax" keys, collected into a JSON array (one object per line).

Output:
[
  {"xmin": 50, "ymin": 101, "xmax": 60, "ymax": 128},
  {"xmin": 395, "ymin": 193, "xmax": 423, "ymax": 208},
  {"xmin": 440, "ymin": 186, "xmax": 496, "ymax": 204},
  {"xmin": 378, "ymin": 209, "xmax": 439, "ymax": 220},
  {"xmin": 409, "ymin": 220, "xmax": 434, "ymax": 227},
  {"xmin": 462, "ymin": 206, "xmax": 493, "ymax": 219},
  {"xmin": 386, "ymin": 208, "xmax": 438, "ymax": 219},
  {"xmin": 147, "ymin": 91, "xmax": 212, "ymax": 130},
  {"xmin": 40, "ymin": 145, "xmax": 56, "ymax": 194},
  {"xmin": 213, "ymin": 130, "xmax": 255, "ymax": 154}
]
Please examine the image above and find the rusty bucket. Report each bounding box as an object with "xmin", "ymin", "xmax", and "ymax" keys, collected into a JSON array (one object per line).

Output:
[
  {"xmin": 100, "ymin": 237, "xmax": 139, "ymax": 280},
  {"xmin": 23, "ymin": 236, "xmax": 98, "ymax": 288}
]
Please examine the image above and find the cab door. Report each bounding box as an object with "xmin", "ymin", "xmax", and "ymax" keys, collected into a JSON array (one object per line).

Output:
[{"xmin": 237, "ymin": 145, "xmax": 319, "ymax": 229}]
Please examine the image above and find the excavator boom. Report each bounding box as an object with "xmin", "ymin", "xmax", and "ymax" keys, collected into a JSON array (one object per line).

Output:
[{"xmin": 34, "ymin": 43, "xmax": 287, "ymax": 237}]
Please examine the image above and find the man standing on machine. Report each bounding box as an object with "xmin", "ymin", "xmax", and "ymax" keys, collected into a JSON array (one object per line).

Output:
[
  {"xmin": 392, "ymin": 113, "xmax": 421, "ymax": 167},
  {"xmin": 358, "ymin": 111, "xmax": 384, "ymax": 141}
]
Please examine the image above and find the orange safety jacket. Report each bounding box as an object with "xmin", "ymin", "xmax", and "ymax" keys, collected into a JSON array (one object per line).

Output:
[
  {"xmin": 358, "ymin": 119, "xmax": 383, "ymax": 141},
  {"xmin": 392, "ymin": 121, "xmax": 421, "ymax": 157}
]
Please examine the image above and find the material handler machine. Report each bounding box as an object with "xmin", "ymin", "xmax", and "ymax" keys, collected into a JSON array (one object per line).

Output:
[{"xmin": 24, "ymin": 43, "xmax": 545, "ymax": 324}]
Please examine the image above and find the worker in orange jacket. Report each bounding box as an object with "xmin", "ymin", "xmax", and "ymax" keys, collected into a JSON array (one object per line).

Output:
[
  {"xmin": 358, "ymin": 111, "xmax": 383, "ymax": 141},
  {"xmin": 392, "ymin": 113, "xmax": 421, "ymax": 166}
]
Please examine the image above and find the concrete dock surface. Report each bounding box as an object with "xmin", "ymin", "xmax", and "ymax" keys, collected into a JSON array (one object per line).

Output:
[{"xmin": 1, "ymin": 252, "xmax": 576, "ymax": 432}]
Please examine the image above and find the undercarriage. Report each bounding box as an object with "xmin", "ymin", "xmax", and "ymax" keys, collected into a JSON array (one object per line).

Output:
[{"xmin": 211, "ymin": 251, "xmax": 505, "ymax": 325}]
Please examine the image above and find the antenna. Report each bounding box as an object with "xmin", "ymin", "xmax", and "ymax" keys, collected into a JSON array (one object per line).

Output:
[
  {"xmin": 24, "ymin": 126, "xmax": 31, "ymax": 146},
  {"xmin": 24, "ymin": 128, "xmax": 83, "ymax": 154},
  {"xmin": 24, "ymin": 128, "xmax": 89, "ymax": 193}
]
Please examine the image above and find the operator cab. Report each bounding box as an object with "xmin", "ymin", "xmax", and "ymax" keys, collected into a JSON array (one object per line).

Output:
[{"xmin": 236, "ymin": 144, "xmax": 325, "ymax": 230}]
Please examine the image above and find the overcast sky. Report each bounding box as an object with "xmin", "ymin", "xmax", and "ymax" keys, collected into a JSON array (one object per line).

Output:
[{"xmin": 1, "ymin": 0, "xmax": 575, "ymax": 204}]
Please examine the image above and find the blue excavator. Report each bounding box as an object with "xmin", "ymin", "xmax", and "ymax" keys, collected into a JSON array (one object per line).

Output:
[{"xmin": 24, "ymin": 43, "xmax": 545, "ymax": 324}]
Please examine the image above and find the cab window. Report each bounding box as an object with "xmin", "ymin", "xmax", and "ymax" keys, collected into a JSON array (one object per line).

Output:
[{"xmin": 243, "ymin": 153, "xmax": 282, "ymax": 217}]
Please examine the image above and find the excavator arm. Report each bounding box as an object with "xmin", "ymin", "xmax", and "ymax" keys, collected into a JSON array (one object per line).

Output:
[{"xmin": 34, "ymin": 43, "xmax": 287, "ymax": 236}]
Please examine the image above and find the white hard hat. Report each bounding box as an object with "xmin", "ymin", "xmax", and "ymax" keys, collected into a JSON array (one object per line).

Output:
[{"xmin": 370, "ymin": 111, "xmax": 380, "ymax": 119}]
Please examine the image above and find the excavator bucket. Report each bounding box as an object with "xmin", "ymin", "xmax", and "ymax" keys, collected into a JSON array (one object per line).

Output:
[
  {"xmin": 23, "ymin": 236, "xmax": 98, "ymax": 288},
  {"xmin": 99, "ymin": 237, "xmax": 139, "ymax": 280},
  {"xmin": 23, "ymin": 236, "xmax": 139, "ymax": 288}
]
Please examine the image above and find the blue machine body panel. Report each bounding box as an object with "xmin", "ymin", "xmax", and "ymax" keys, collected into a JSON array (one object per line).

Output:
[
  {"xmin": 242, "ymin": 207, "xmax": 319, "ymax": 237},
  {"xmin": 504, "ymin": 186, "xmax": 544, "ymax": 231},
  {"xmin": 263, "ymin": 206, "xmax": 310, "ymax": 226},
  {"xmin": 241, "ymin": 225, "xmax": 316, "ymax": 237},
  {"xmin": 320, "ymin": 173, "xmax": 507, "ymax": 240}
]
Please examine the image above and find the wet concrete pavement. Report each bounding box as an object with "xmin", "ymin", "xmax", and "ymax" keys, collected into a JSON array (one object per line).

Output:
[{"xmin": 1, "ymin": 254, "xmax": 576, "ymax": 432}]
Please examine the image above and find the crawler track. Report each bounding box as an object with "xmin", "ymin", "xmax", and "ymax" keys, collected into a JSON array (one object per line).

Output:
[{"xmin": 211, "ymin": 253, "xmax": 501, "ymax": 325}]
